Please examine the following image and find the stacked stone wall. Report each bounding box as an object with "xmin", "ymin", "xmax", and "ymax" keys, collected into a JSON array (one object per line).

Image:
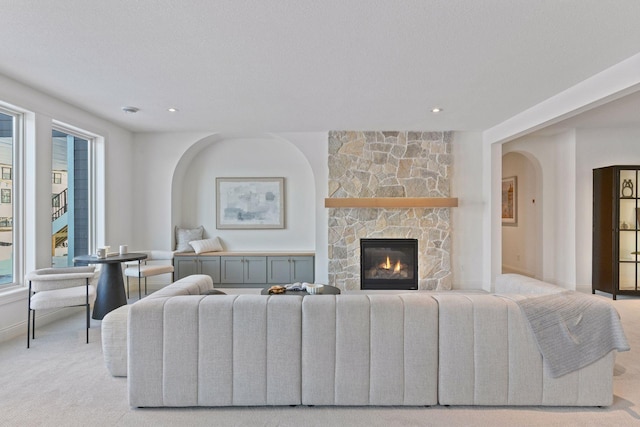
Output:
[{"xmin": 328, "ymin": 131, "xmax": 453, "ymax": 291}]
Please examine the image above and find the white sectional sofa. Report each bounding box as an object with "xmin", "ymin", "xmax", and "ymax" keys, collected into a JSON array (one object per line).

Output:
[
  {"xmin": 101, "ymin": 274, "xmax": 214, "ymax": 377},
  {"xmin": 101, "ymin": 274, "xmax": 628, "ymax": 407}
]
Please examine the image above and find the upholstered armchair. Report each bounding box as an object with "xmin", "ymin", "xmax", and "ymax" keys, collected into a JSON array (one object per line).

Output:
[
  {"xmin": 124, "ymin": 250, "xmax": 175, "ymax": 299},
  {"xmin": 26, "ymin": 266, "xmax": 98, "ymax": 348}
]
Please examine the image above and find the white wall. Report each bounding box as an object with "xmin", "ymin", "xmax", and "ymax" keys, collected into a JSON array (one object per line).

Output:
[
  {"xmin": 0, "ymin": 73, "xmax": 133, "ymax": 341},
  {"xmin": 451, "ymin": 131, "xmax": 485, "ymax": 289},
  {"xmin": 131, "ymin": 131, "xmax": 212, "ymax": 250},
  {"xmin": 277, "ymin": 133, "xmax": 329, "ymax": 284},
  {"xmin": 553, "ymin": 130, "xmax": 577, "ymax": 287},
  {"xmin": 575, "ymin": 127, "xmax": 640, "ymax": 288}
]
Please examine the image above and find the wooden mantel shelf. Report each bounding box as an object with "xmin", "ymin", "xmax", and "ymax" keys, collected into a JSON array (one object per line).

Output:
[{"xmin": 324, "ymin": 197, "xmax": 458, "ymax": 208}]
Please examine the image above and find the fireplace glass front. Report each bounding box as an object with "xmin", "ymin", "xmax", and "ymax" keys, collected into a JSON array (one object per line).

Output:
[{"xmin": 360, "ymin": 238, "xmax": 418, "ymax": 290}]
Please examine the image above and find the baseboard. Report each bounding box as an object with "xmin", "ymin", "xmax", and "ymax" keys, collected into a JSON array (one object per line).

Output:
[
  {"xmin": 576, "ymin": 283, "xmax": 592, "ymax": 294},
  {"xmin": 0, "ymin": 306, "xmax": 84, "ymax": 344},
  {"xmin": 501, "ymin": 264, "xmax": 535, "ymax": 277}
]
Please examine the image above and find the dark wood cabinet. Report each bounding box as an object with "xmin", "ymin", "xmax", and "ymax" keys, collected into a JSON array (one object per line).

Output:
[{"xmin": 593, "ymin": 165, "xmax": 640, "ymax": 299}]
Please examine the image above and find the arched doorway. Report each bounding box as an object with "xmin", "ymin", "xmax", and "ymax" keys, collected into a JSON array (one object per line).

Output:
[{"xmin": 501, "ymin": 151, "xmax": 543, "ymax": 278}]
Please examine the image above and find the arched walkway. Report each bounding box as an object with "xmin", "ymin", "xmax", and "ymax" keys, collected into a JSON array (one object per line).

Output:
[{"xmin": 501, "ymin": 149, "xmax": 543, "ymax": 279}]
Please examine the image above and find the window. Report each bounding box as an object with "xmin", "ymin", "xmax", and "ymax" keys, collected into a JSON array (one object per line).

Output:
[
  {"xmin": 0, "ymin": 111, "xmax": 15, "ymax": 285},
  {"xmin": 1, "ymin": 189, "xmax": 10, "ymax": 204},
  {"xmin": 52, "ymin": 128, "xmax": 91, "ymax": 267}
]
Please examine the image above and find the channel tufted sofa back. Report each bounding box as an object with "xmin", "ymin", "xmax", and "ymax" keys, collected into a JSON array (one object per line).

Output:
[{"xmin": 128, "ymin": 293, "xmax": 440, "ymax": 407}]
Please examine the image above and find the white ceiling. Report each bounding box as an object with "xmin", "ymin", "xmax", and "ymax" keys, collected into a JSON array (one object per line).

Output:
[
  {"xmin": 530, "ymin": 89, "xmax": 640, "ymax": 136},
  {"xmin": 2, "ymin": 0, "xmax": 640, "ymax": 133}
]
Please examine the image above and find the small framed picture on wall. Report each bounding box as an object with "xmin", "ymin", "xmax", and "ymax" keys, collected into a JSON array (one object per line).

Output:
[{"xmin": 502, "ymin": 176, "xmax": 517, "ymax": 226}]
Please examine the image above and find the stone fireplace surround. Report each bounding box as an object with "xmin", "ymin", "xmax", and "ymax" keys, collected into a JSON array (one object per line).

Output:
[{"xmin": 327, "ymin": 131, "xmax": 453, "ymax": 291}]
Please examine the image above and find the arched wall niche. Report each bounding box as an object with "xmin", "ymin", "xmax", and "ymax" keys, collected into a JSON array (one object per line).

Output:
[{"xmin": 171, "ymin": 133, "xmax": 316, "ymax": 252}]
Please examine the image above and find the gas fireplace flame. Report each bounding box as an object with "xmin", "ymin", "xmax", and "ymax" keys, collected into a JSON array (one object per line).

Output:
[{"xmin": 381, "ymin": 256, "xmax": 403, "ymax": 272}]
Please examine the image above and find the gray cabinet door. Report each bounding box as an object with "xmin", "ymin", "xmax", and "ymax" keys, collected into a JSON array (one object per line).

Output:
[
  {"xmin": 174, "ymin": 256, "xmax": 199, "ymax": 280},
  {"xmin": 244, "ymin": 257, "xmax": 267, "ymax": 283},
  {"xmin": 202, "ymin": 254, "xmax": 311, "ymax": 286},
  {"xmin": 220, "ymin": 257, "xmax": 245, "ymax": 283},
  {"xmin": 267, "ymin": 256, "xmax": 291, "ymax": 284},
  {"xmin": 267, "ymin": 256, "xmax": 315, "ymax": 284},
  {"xmin": 200, "ymin": 256, "xmax": 221, "ymax": 283},
  {"xmin": 290, "ymin": 256, "xmax": 314, "ymax": 283}
]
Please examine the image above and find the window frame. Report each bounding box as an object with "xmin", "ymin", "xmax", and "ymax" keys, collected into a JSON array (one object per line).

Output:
[
  {"xmin": 0, "ymin": 105, "xmax": 23, "ymax": 290},
  {"xmin": 51, "ymin": 122, "xmax": 97, "ymax": 256}
]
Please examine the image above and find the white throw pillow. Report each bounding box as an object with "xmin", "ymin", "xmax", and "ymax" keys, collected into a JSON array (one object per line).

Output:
[
  {"xmin": 189, "ymin": 237, "xmax": 223, "ymax": 254},
  {"xmin": 175, "ymin": 226, "xmax": 204, "ymax": 253}
]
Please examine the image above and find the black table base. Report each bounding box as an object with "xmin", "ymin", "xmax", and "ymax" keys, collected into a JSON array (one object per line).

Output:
[
  {"xmin": 92, "ymin": 262, "xmax": 128, "ymax": 320},
  {"xmin": 74, "ymin": 252, "xmax": 147, "ymax": 320}
]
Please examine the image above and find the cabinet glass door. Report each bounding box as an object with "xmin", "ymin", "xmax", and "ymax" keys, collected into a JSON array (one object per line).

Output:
[{"xmin": 619, "ymin": 169, "xmax": 639, "ymax": 291}]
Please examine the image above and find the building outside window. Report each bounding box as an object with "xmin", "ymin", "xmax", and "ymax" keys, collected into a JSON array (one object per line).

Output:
[
  {"xmin": 52, "ymin": 129, "xmax": 90, "ymax": 267},
  {"xmin": 1, "ymin": 189, "xmax": 10, "ymax": 204},
  {"xmin": 0, "ymin": 111, "xmax": 15, "ymax": 285}
]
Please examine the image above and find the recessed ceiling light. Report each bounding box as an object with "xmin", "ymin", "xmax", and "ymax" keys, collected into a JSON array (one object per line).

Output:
[
  {"xmin": 121, "ymin": 106, "xmax": 139, "ymax": 114},
  {"xmin": 168, "ymin": 107, "xmax": 178, "ymax": 112},
  {"xmin": 431, "ymin": 107, "xmax": 443, "ymax": 113}
]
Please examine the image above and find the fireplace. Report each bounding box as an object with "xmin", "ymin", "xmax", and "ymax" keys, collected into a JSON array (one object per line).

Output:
[{"xmin": 360, "ymin": 238, "xmax": 418, "ymax": 290}]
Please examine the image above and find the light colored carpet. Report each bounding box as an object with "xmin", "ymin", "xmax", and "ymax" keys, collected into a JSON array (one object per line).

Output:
[{"xmin": 1, "ymin": 291, "xmax": 639, "ymax": 427}]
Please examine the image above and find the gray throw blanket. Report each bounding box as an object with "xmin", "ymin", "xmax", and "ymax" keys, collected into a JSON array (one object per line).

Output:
[{"xmin": 499, "ymin": 291, "xmax": 630, "ymax": 378}]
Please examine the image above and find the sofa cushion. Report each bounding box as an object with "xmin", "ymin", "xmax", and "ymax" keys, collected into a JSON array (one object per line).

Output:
[
  {"xmin": 101, "ymin": 274, "xmax": 214, "ymax": 377},
  {"xmin": 301, "ymin": 294, "xmax": 439, "ymax": 406},
  {"xmin": 435, "ymin": 294, "xmax": 616, "ymax": 406},
  {"xmin": 189, "ymin": 237, "xmax": 223, "ymax": 254},
  {"xmin": 128, "ymin": 294, "xmax": 304, "ymax": 407},
  {"xmin": 101, "ymin": 305, "xmax": 130, "ymax": 377},
  {"xmin": 146, "ymin": 274, "xmax": 213, "ymax": 299},
  {"xmin": 174, "ymin": 225, "xmax": 204, "ymax": 252}
]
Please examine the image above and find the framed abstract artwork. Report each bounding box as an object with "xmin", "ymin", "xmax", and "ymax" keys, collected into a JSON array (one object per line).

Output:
[{"xmin": 216, "ymin": 177, "xmax": 285, "ymax": 229}]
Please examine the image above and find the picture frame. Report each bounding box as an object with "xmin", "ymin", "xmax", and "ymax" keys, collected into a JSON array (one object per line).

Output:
[
  {"xmin": 502, "ymin": 176, "xmax": 517, "ymax": 225},
  {"xmin": 216, "ymin": 177, "xmax": 285, "ymax": 229}
]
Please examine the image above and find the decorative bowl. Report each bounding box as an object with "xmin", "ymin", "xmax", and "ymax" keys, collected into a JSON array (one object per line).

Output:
[{"xmin": 306, "ymin": 283, "xmax": 324, "ymax": 294}]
